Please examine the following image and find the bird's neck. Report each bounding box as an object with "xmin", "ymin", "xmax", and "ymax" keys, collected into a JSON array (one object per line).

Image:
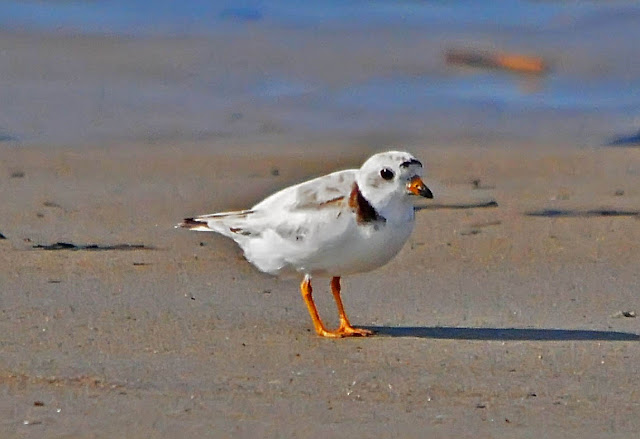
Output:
[
  {"xmin": 349, "ymin": 183, "xmax": 385, "ymax": 224},
  {"xmin": 352, "ymin": 182, "xmax": 414, "ymax": 225}
]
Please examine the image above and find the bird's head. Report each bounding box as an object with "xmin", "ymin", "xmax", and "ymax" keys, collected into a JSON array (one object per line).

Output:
[{"xmin": 356, "ymin": 151, "xmax": 433, "ymax": 211}]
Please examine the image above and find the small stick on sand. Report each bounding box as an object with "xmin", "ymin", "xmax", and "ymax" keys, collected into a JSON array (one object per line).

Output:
[{"xmin": 445, "ymin": 49, "xmax": 548, "ymax": 75}]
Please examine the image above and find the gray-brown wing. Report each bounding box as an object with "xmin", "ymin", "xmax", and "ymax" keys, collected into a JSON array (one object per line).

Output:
[{"xmin": 252, "ymin": 169, "xmax": 356, "ymax": 212}]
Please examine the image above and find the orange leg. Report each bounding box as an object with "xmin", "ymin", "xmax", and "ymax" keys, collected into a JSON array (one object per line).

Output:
[
  {"xmin": 299, "ymin": 275, "xmax": 374, "ymax": 338},
  {"xmin": 300, "ymin": 276, "xmax": 341, "ymax": 338},
  {"xmin": 330, "ymin": 276, "xmax": 373, "ymax": 337}
]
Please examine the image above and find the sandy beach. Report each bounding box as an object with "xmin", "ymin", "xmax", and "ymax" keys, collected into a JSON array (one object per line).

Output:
[
  {"xmin": 1, "ymin": 3, "xmax": 640, "ymax": 435},
  {"xmin": 0, "ymin": 140, "xmax": 639, "ymax": 438}
]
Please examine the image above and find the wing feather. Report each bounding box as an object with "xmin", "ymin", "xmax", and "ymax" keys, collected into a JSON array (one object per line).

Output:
[
  {"xmin": 252, "ymin": 169, "xmax": 356, "ymax": 212},
  {"xmin": 178, "ymin": 169, "xmax": 358, "ymax": 271}
]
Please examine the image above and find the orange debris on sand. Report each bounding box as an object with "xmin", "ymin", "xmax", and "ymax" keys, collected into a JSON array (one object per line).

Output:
[{"xmin": 445, "ymin": 49, "xmax": 548, "ymax": 75}]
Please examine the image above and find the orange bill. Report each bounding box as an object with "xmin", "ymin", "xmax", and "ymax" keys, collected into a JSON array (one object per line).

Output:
[{"xmin": 407, "ymin": 176, "xmax": 433, "ymax": 198}]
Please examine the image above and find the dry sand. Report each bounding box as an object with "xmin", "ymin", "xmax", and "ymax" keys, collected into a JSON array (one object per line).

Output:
[{"xmin": 0, "ymin": 141, "xmax": 639, "ymax": 438}]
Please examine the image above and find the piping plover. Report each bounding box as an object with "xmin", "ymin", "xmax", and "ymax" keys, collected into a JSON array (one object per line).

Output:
[{"xmin": 178, "ymin": 151, "xmax": 433, "ymax": 337}]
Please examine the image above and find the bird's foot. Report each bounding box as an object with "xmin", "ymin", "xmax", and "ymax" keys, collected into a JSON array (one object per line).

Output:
[
  {"xmin": 338, "ymin": 325, "xmax": 375, "ymax": 337},
  {"xmin": 316, "ymin": 325, "xmax": 374, "ymax": 338}
]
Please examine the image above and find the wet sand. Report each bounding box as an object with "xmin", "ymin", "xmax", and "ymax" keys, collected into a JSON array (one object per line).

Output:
[{"xmin": 1, "ymin": 141, "xmax": 639, "ymax": 438}]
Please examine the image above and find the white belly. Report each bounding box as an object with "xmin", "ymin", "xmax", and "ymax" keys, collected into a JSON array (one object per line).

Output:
[{"xmin": 291, "ymin": 215, "xmax": 414, "ymax": 277}]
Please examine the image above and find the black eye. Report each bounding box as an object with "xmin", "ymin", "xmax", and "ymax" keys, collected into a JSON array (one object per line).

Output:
[{"xmin": 380, "ymin": 168, "xmax": 394, "ymax": 180}]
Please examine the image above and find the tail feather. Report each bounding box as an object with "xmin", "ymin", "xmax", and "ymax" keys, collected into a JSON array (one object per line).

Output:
[
  {"xmin": 177, "ymin": 217, "xmax": 204, "ymax": 229},
  {"xmin": 175, "ymin": 209, "xmax": 255, "ymax": 233},
  {"xmin": 176, "ymin": 217, "xmax": 215, "ymax": 232},
  {"xmin": 193, "ymin": 209, "xmax": 254, "ymax": 220}
]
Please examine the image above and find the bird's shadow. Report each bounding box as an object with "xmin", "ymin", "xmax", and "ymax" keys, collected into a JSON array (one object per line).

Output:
[{"xmin": 363, "ymin": 326, "xmax": 639, "ymax": 341}]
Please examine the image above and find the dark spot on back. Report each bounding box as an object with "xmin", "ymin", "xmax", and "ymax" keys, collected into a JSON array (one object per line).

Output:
[
  {"xmin": 230, "ymin": 227, "xmax": 251, "ymax": 236},
  {"xmin": 319, "ymin": 196, "xmax": 345, "ymax": 207}
]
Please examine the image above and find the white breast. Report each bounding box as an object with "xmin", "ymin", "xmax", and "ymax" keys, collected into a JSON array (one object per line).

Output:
[{"xmin": 313, "ymin": 213, "xmax": 414, "ymax": 276}]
